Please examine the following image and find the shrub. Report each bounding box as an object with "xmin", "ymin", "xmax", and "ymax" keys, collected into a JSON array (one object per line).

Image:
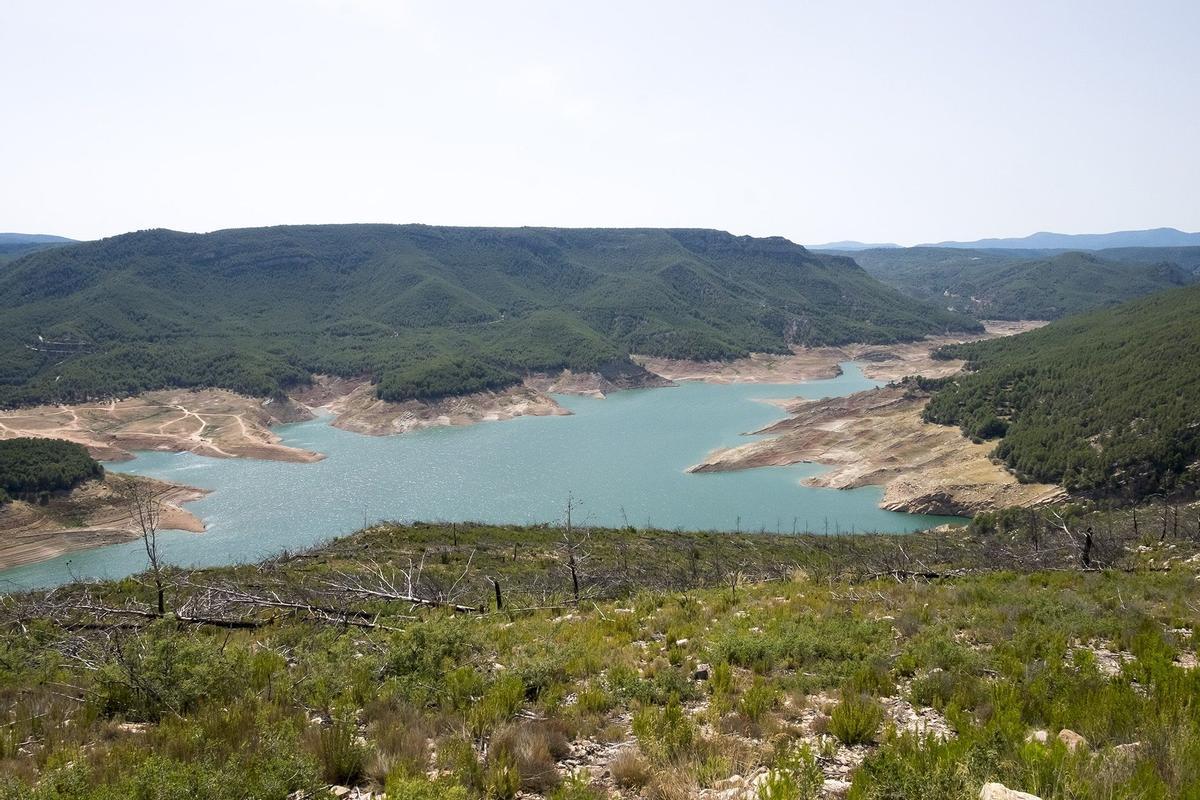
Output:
[
  {"xmin": 547, "ymin": 771, "xmax": 605, "ymax": 800},
  {"xmin": 847, "ymin": 659, "xmax": 896, "ymax": 697},
  {"xmin": 93, "ymin": 622, "xmax": 244, "ymax": 722},
  {"xmin": 609, "ymin": 748, "xmax": 651, "ymax": 788},
  {"xmin": 365, "ymin": 700, "xmax": 432, "ymax": 783},
  {"xmin": 489, "ymin": 720, "xmax": 569, "ymax": 793},
  {"xmin": 484, "ymin": 749, "xmax": 521, "ymax": 800},
  {"xmin": 575, "ymin": 683, "xmax": 613, "ymax": 715},
  {"xmin": 384, "ymin": 774, "xmax": 469, "ymax": 800},
  {"xmin": 829, "ymin": 692, "xmax": 884, "ymax": 746},
  {"xmin": 739, "ymin": 678, "xmax": 779, "ymax": 724},
  {"xmin": 470, "ymin": 674, "xmax": 526, "ymax": 735},
  {"xmin": 632, "ymin": 697, "xmax": 698, "ymax": 763},
  {"xmin": 308, "ymin": 717, "xmax": 367, "ymax": 785},
  {"xmin": 757, "ymin": 743, "xmax": 823, "ymax": 800}
]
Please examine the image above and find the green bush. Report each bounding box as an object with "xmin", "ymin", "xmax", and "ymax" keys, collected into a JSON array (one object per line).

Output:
[
  {"xmin": 632, "ymin": 697, "xmax": 697, "ymax": 763},
  {"xmin": 310, "ymin": 716, "xmax": 367, "ymax": 786},
  {"xmin": 829, "ymin": 692, "xmax": 884, "ymax": 746},
  {"xmin": 739, "ymin": 677, "xmax": 779, "ymax": 723},
  {"xmin": 385, "ymin": 774, "xmax": 470, "ymax": 800},
  {"xmin": 758, "ymin": 743, "xmax": 823, "ymax": 800}
]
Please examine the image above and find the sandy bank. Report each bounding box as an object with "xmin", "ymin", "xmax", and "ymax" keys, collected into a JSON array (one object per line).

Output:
[
  {"xmin": 300, "ymin": 378, "xmax": 571, "ymax": 436},
  {"xmin": 295, "ymin": 364, "xmax": 672, "ymax": 437},
  {"xmin": 0, "ymin": 389, "xmax": 323, "ymax": 464},
  {"xmin": 690, "ymin": 384, "xmax": 1064, "ymax": 516},
  {"xmin": 0, "ymin": 475, "xmax": 208, "ymax": 572},
  {"xmin": 635, "ymin": 320, "xmax": 1045, "ymax": 385}
]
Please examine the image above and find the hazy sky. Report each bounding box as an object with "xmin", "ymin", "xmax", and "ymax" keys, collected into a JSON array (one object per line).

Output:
[{"xmin": 3, "ymin": 1, "xmax": 1197, "ymax": 244}]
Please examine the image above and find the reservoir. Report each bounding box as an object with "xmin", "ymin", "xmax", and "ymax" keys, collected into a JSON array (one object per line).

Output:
[{"xmin": 0, "ymin": 363, "xmax": 961, "ymax": 588}]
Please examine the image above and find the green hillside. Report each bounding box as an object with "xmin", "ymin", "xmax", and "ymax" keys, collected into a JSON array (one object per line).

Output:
[
  {"xmin": 0, "ymin": 225, "xmax": 978, "ymax": 407},
  {"xmin": 924, "ymin": 284, "xmax": 1200, "ymax": 498},
  {"xmin": 843, "ymin": 248, "xmax": 1192, "ymax": 320}
]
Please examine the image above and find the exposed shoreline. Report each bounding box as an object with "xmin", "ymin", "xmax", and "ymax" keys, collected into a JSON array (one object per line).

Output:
[
  {"xmin": 0, "ymin": 321, "xmax": 1056, "ymax": 570},
  {"xmin": 689, "ymin": 384, "xmax": 1064, "ymax": 516},
  {"xmin": 0, "ymin": 475, "xmax": 207, "ymax": 572},
  {"xmin": 672, "ymin": 321, "xmax": 1060, "ymax": 516}
]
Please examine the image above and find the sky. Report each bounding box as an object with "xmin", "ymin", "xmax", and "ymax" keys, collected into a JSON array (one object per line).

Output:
[{"xmin": 2, "ymin": 1, "xmax": 1198, "ymax": 245}]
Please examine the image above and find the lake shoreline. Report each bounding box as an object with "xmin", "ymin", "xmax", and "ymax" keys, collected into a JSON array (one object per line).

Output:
[
  {"xmin": 0, "ymin": 475, "xmax": 207, "ymax": 572},
  {"xmin": 0, "ymin": 324, "xmax": 1049, "ymax": 577}
]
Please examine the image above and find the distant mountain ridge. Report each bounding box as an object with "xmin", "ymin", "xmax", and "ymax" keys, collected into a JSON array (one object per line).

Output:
[
  {"xmin": 808, "ymin": 240, "xmax": 901, "ymax": 251},
  {"xmin": 0, "ymin": 224, "xmax": 978, "ymax": 407},
  {"xmin": 0, "ymin": 233, "xmax": 75, "ymax": 245},
  {"xmin": 0, "ymin": 233, "xmax": 76, "ymax": 265},
  {"xmin": 921, "ymin": 227, "xmax": 1200, "ymax": 250}
]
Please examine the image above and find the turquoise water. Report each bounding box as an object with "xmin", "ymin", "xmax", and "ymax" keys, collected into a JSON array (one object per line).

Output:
[{"xmin": 0, "ymin": 363, "xmax": 961, "ymax": 589}]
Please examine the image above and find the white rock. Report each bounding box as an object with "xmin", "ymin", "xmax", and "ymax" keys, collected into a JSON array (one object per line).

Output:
[
  {"xmin": 823, "ymin": 778, "xmax": 852, "ymax": 797},
  {"xmin": 1057, "ymin": 729, "xmax": 1087, "ymax": 751},
  {"xmin": 1024, "ymin": 729, "xmax": 1048, "ymax": 743},
  {"xmin": 980, "ymin": 783, "xmax": 1042, "ymax": 800}
]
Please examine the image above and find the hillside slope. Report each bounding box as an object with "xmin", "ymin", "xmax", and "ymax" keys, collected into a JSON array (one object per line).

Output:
[
  {"xmin": 846, "ymin": 249, "xmax": 1191, "ymax": 319},
  {"xmin": 0, "ymin": 225, "xmax": 978, "ymax": 407},
  {"xmin": 925, "ymin": 284, "xmax": 1200, "ymax": 497}
]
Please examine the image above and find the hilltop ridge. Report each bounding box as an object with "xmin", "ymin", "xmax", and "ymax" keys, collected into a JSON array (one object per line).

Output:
[{"xmin": 0, "ymin": 224, "xmax": 978, "ymax": 408}]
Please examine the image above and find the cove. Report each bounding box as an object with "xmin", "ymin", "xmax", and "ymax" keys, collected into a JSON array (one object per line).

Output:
[{"xmin": 0, "ymin": 363, "xmax": 962, "ymax": 589}]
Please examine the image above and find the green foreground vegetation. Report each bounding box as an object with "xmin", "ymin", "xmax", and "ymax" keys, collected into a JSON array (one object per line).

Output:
[
  {"xmin": 2, "ymin": 506, "xmax": 1200, "ymax": 800},
  {"xmin": 0, "ymin": 438, "xmax": 103, "ymax": 506},
  {"xmin": 924, "ymin": 283, "xmax": 1200, "ymax": 499},
  {"xmin": 0, "ymin": 225, "xmax": 977, "ymax": 408}
]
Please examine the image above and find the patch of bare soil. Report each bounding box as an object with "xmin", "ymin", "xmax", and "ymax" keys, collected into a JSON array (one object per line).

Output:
[
  {"xmin": 298, "ymin": 376, "xmax": 571, "ymax": 436},
  {"xmin": 690, "ymin": 384, "xmax": 1064, "ymax": 516},
  {"xmin": 0, "ymin": 389, "xmax": 322, "ymax": 463},
  {"xmin": 636, "ymin": 320, "xmax": 1046, "ymax": 385},
  {"xmin": 299, "ymin": 366, "xmax": 674, "ymax": 436},
  {"xmin": 0, "ymin": 475, "xmax": 207, "ymax": 571}
]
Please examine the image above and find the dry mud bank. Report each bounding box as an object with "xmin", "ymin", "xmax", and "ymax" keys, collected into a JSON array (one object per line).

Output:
[
  {"xmin": 635, "ymin": 320, "xmax": 1044, "ymax": 385},
  {"xmin": 294, "ymin": 366, "xmax": 672, "ymax": 437},
  {"xmin": 0, "ymin": 389, "xmax": 322, "ymax": 463},
  {"xmin": 0, "ymin": 475, "xmax": 206, "ymax": 571},
  {"xmin": 690, "ymin": 384, "xmax": 1064, "ymax": 516}
]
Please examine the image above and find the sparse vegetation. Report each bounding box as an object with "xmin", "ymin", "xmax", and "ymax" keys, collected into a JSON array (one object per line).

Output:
[{"xmin": 0, "ymin": 513, "xmax": 1198, "ymax": 798}]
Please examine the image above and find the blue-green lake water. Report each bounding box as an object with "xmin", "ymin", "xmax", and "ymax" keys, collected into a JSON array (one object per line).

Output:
[{"xmin": 0, "ymin": 363, "xmax": 961, "ymax": 589}]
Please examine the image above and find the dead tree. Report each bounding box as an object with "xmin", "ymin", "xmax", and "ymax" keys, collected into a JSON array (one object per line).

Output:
[
  {"xmin": 559, "ymin": 494, "xmax": 590, "ymax": 604},
  {"xmin": 116, "ymin": 477, "xmax": 169, "ymax": 615}
]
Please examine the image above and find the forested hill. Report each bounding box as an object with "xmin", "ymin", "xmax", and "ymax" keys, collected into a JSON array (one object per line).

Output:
[
  {"xmin": 840, "ymin": 248, "xmax": 1193, "ymax": 320},
  {"xmin": 0, "ymin": 225, "xmax": 979, "ymax": 407},
  {"xmin": 924, "ymin": 284, "xmax": 1200, "ymax": 499}
]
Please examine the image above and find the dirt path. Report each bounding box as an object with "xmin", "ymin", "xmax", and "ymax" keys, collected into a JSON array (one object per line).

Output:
[{"xmin": 0, "ymin": 389, "xmax": 323, "ymax": 464}]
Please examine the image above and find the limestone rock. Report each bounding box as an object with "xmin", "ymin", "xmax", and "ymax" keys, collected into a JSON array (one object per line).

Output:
[
  {"xmin": 1057, "ymin": 729, "xmax": 1087, "ymax": 751},
  {"xmin": 980, "ymin": 783, "xmax": 1042, "ymax": 800},
  {"xmin": 823, "ymin": 778, "xmax": 852, "ymax": 797}
]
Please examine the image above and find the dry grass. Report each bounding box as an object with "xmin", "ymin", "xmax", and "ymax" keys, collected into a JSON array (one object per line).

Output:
[
  {"xmin": 645, "ymin": 765, "xmax": 698, "ymax": 800},
  {"xmin": 609, "ymin": 747, "xmax": 651, "ymax": 788},
  {"xmin": 488, "ymin": 718, "xmax": 571, "ymax": 792}
]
